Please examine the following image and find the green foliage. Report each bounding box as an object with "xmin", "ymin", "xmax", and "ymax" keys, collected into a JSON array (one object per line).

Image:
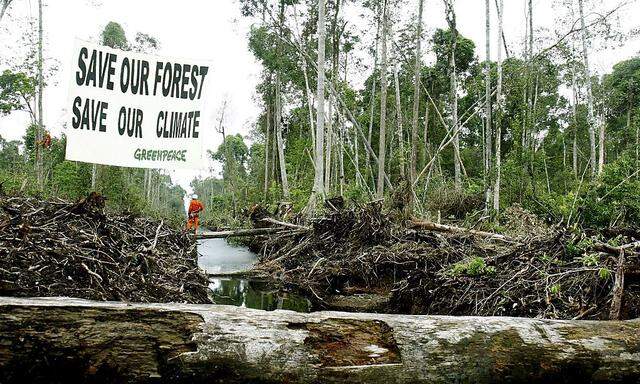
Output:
[
  {"xmin": 581, "ymin": 154, "xmax": 640, "ymax": 227},
  {"xmin": 598, "ymin": 268, "xmax": 612, "ymax": 280},
  {"xmin": 0, "ymin": 70, "xmax": 36, "ymax": 115},
  {"xmin": 432, "ymin": 28, "xmax": 476, "ymax": 74},
  {"xmin": 101, "ymin": 22, "xmax": 128, "ymax": 50},
  {"xmin": 581, "ymin": 253, "xmax": 599, "ymax": 267},
  {"xmin": 449, "ymin": 257, "xmax": 495, "ymax": 277}
]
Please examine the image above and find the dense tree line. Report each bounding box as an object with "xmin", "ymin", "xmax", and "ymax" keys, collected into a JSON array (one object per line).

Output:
[
  {"xmin": 1, "ymin": 0, "xmax": 638, "ymax": 229},
  {"xmin": 197, "ymin": 0, "xmax": 640, "ymax": 228}
]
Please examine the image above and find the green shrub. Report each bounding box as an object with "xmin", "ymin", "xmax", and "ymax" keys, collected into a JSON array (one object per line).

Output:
[{"xmin": 450, "ymin": 257, "xmax": 496, "ymax": 277}]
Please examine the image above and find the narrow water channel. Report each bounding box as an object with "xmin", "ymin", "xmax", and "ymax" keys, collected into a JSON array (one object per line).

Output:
[{"xmin": 197, "ymin": 238, "xmax": 311, "ymax": 312}]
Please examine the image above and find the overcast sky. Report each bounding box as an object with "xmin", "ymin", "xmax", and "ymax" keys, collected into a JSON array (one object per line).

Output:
[{"xmin": 0, "ymin": 0, "xmax": 638, "ymax": 194}]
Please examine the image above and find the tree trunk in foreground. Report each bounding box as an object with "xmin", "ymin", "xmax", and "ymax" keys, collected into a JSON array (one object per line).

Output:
[{"xmin": 0, "ymin": 297, "xmax": 639, "ymax": 384}]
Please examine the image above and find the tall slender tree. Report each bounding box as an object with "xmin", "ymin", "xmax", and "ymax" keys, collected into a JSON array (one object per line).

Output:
[
  {"xmin": 484, "ymin": 0, "xmax": 492, "ymax": 212},
  {"xmin": 307, "ymin": 0, "xmax": 326, "ymax": 212},
  {"xmin": 409, "ymin": 0, "xmax": 425, "ymax": 209},
  {"xmin": 275, "ymin": 0, "xmax": 291, "ymax": 199},
  {"xmin": 36, "ymin": 0, "xmax": 44, "ymax": 189},
  {"xmin": 376, "ymin": 0, "xmax": 389, "ymax": 198},
  {"xmin": 493, "ymin": 0, "xmax": 504, "ymax": 214},
  {"xmin": 444, "ymin": 0, "xmax": 461, "ymax": 189},
  {"xmin": 264, "ymin": 100, "xmax": 271, "ymax": 198},
  {"xmin": 393, "ymin": 61, "xmax": 405, "ymax": 179},
  {"xmin": 578, "ymin": 0, "xmax": 598, "ymax": 176}
]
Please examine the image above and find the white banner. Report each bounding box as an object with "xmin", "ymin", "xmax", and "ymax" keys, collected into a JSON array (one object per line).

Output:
[{"xmin": 65, "ymin": 40, "xmax": 213, "ymax": 169}]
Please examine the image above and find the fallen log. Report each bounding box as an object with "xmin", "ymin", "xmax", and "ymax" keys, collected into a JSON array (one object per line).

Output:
[
  {"xmin": 1, "ymin": 297, "xmax": 639, "ymax": 383},
  {"xmin": 197, "ymin": 227, "xmax": 287, "ymax": 239},
  {"xmin": 260, "ymin": 217, "xmax": 310, "ymax": 230},
  {"xmin": 410, "ymin": 219, "xmax": 516, "ymax": 242}
]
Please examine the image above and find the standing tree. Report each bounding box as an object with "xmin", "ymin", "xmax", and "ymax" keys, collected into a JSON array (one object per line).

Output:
[
  {"xmin": 493, "ymin": 0, "xmax": 504, "ymax": 214},
  {"xmin": 376, "ymin": 0, "xmax": 389, "ymax": 198},
  {"xmin": 409, "ymin": 0, "xmax": 424, "ymax": 210},
  {"xmin": 307, "ymin": 0, "xmax": 326, "ymax": 213},
  {"xmin": 443, "ymin": 0, "xmax": 461, "ymax": 189},
  {"xmin": 275, "ymin": 0, "xmax": 291, "ymax": 200},
  {"xmin": 35, "ymin": 0, "xmax": 44, "ymax": 189},
  {"xmin": 483, "ymin": 0, "xmax": 492, "ymax": 213},
  {"xmin": 577, "ymin": 0, "xmax": 598, "ymax": 176}
]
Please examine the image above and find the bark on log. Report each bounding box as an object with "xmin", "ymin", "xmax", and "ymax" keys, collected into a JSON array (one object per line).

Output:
[{"xmin": 1, "ymin": 297, "xmax": 640, "ymax": 383}]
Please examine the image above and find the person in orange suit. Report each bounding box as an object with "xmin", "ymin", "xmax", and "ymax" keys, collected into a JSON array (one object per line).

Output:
[{"xmin": 187, "ymin": 194, "xmax": 204, "ymax": 233}]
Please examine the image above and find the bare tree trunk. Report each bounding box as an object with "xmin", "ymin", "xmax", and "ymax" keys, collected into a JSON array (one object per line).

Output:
[
  {"xmin": 219, "ymin": 100, "xmax": 237, "ymax": 216},
  {"xmin": 307, "ymin": 0, "xmax": 326, "ymax": 213},
  {"xmin": 325, "ymin": 96, "xmax": 333, "ymax": 194},
  {"xmin": 424, "ymin": 91, "xmax": 430, "ymax": 163},
  {"xmin": 264, "ymin": 102, "xmax": 271, "ymax": 197},
  {"xmin": 524, "ymin": 0, "xmax": 534, "ymax": 180},
  {"xmin": 484, "ymin": 0, "xmax": 492, "ymax": 213},
  {"xmin": 341, "ymin": 52, "xmax": 348, "ymax": 194},
  {"xmin": 275, "ymin": 73, "xmax": 290, "ymax": 200},
  {"xmin": 339, "ymin": 125, "xmax": 345, "ymax": 196},
  {"xmin": 444, "ymin": 0, "xmax": 461, "ymax": 189},
  {"xmin": 409, "ymin": 0, "xmax": 424, "ymax": 209},
  {"xmin": 36, "ymin": 0, "xmax": 44, "ymax": 189},
  {"xmin": 578, "ymin": 0, "xmax": 598, "ymax": 177},
  {"xmin": 571, "ymin": 65, "xmax": 579, "ymax": 179},
  {"xmin": 598, "ymin": 115, "xmax": 605, "ymax": 175},
  {"xmin": 302, "ymin": 58, "xmax": 316, "ymax": 152},
  {"xmin": 91, "ymin": 164, "xmax": 97, "ymax": 190},
  {"xmin": 364, "ymin": 11, "xmax": 382, "ymax": 190},
  {"xmin": 376, "ymin": 0, "xmax": 389, "ymax": 198},
  {"xmin": 635, "ymin": 106, "xmax": 639, "ymax": 175},
  {"xmin": 274, "ymin": 2, "xmax": 290, "ymax": 200},
  {"xmin": 325, "ymin": 0, "xmax": 342, "ymax": 196},
  {"xmin": 393, "ymin": 61, "xmax": 405, "ymax": 179},
  {"xmin": 493, "ymin": 0, "xmax": 504, "ymax": 214}
]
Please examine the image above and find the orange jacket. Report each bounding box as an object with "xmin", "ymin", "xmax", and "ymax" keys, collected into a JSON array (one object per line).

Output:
[{"xmin": 188, "ymin": 199, "xmax": 204, "ymax": 216}]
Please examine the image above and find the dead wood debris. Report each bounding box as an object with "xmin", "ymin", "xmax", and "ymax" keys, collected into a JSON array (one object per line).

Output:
[
  {"xmin": 252, "ymin": 202, "xmax": 640, "ymax": 320},
  {"xmin": 0, "ymin": 194, "xmax": 211, "ymax": 304}
]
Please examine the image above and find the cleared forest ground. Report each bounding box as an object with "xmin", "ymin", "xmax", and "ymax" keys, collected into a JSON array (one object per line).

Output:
[
  {"xmin": 250, "ymin": 202, "xmax": 640, "ymax": 320},
  {"xmin": 0, "ymin": 193, "xmax": 211, "ymax": 304}
]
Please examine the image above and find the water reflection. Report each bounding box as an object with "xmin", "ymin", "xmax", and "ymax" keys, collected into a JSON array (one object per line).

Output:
[
  {"xmin": 208, "ymin": 278, "xmax": 311, "ymax": 313},
  {"xmin": 197, "ymin": 238, "xmax": 257, "ymax": 274}
]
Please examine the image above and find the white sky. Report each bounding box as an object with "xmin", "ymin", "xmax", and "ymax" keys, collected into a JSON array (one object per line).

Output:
[{"xmin": 0, "ymin": 0, "xmax": 638, "ymax": 194}]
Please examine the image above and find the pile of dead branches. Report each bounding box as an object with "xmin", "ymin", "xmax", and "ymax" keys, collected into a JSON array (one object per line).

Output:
[
  {"xmin": 0, "ymin": 193, "xmax": 210, "ymax": 304},
  {"xmin": 253, "ymin": 202, "xmax": 639, "ymax": 320}
]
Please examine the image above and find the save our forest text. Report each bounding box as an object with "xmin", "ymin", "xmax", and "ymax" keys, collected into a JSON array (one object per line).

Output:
[{"xmin": 70, "ymin": 46, "xmax": 209, "ymax": 140}]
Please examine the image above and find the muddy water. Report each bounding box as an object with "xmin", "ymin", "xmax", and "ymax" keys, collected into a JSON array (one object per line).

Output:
[{"xmin": 197, "ymin": 238, "xmax": 311, "ymax": 312}]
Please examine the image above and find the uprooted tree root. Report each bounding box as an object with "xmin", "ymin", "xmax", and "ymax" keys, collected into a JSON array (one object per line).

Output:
[
  {"xmin": 251, "ymin": 202, "xmax": 640, "ymax": 320},
  {"xmin": 0, "ymin": 193, "xmax": 211, "ymax": 304}
]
